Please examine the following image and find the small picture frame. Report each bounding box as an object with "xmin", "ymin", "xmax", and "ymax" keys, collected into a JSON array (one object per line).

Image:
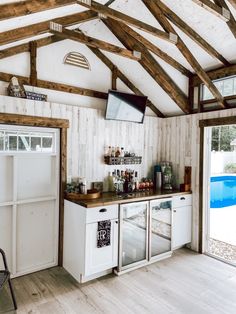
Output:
[{"xmin": 92, "ymin": 181, "xmax": 104, "ymax": 192}]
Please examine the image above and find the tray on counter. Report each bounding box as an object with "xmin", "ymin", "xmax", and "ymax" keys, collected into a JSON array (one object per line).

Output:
[{"xmin": 65, "ymin": 190, "xmax": 101, "ymax": 201}]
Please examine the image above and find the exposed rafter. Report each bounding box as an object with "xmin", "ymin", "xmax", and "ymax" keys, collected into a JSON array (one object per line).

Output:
[
  {"xmin": 104, "ymin": 18, "xmax": 190, "ymax": 114},
  {"xmin": 142, "ymin": 0, "xmax": 225, "ymax": 109},
  {"xmin": 49, "ymin": 23, "xmax": 141, "ymax": 61},
  {"xmin": 228, "ymin": 0, "xmax": 236, "ymax": 10},
  {"xmin": 0, "ymin": 72, "xmax": 107, "ymax": 100},
  {"xmin": 155, "ymin": 0, "xmax": 230, "ymax": 66},
  {"xmin": 214, "ymin": 0, "xmax": 236, "ymax": 38},
  {"xmin": 89, "ymin": 47, "xmax": 164, "ymax": 117},
  {"xmin": 0, "ymin": 10, "xmax": 97, "ymax": 47},
  {"xmin": 119, "ymin": 23, "xmax": 191, "ymax": 77},
  {"xmin": 191, "ymin": 64, "xmax": 236, "ymax": 86},
  {"xmin": 191, "ymin": 0, "xmax": 231, "ymax": 21},
  {"xmin": 0, "ymin": 0, "xmax": 77, "ymax": 21},
  {"xmin": 76, "ymin": 0, "xmax": 178, "ymax": 44}
]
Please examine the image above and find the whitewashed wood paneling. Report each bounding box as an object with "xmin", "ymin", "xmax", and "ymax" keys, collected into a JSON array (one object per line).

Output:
[
  {"xmin": 160, "ymin": 108, "xmax": 236, "ymax": 251},
  {"xmin": 2, "ymin": 95, "xmax": 236, "ymax": 252},
  {"xmin": 0, "ymin": 95, "xmax": 160, "ymax": 192}
]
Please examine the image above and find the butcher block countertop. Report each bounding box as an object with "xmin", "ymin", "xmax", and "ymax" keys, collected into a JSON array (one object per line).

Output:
[{"xmin": 65, "ymin": 190, "xmax": 192, "ymax": 208}]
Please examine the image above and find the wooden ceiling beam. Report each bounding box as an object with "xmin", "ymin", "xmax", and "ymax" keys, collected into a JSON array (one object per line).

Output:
[
  {"xmin": 0, "ymin": 10, "xmax": 97, "ymax": 47},
  {"xmin": 0, "ymin": 72, "xmax": 108, "ymax": 100},
  {"xmin": 29, "ymin": 41, "xmax": 37, "ymax": 86},
  {"xmin": 76, "ymin": 0, "xmax": 178, "ymax": 44},
  {"xmin": 104, "ymin": 18, "xmax": 190, "ymax": 114},
  {"xmin": 191, "ymin": 0, "xmax": 231, "ymax": 21},
  {"xmin": 49, "ymin": 23, "xmax": 141, "ymax": 60},
  {"xmin": 155, "ymin": 0, "xmax": 230, "ymax": 66},
  {"xmin": 89, "ymin": 47, "xmax": 164, "ymax": 117},
  {"xmin": 142, "ymin": 0, "xmax": 225, "ymax": 109},
  {"xmin": 227, "ymin": 0, "xmax": 236, "ymax": 10},
  {"xmin": 0, "ymin": 0, "xmax": 77, "ymax": 21},
  {"xmin": 120, "ymin": 23, "xmax": 192, "ymax": 77},
  {"xmin": 191, "ymin": 64, "xmax": 236, "ymax": 86},
  {"xmin": 214, "ymin": 0, "xmax": 236, "ymax": 38}
]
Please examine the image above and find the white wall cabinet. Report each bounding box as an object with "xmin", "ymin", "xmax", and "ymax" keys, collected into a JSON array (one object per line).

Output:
[
  {"xmin": 172, "ymin": 195, "xmax": 192, "ymax": 250},
  {"xmin": 63, "ymin": 200, "xmax": 118, "ymax": 283}
]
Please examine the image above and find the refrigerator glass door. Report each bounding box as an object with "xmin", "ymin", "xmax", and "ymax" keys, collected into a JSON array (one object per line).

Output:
[
  {"xmin": 150, "ymin": 198, "xmax": 172, "ymax": 257},
  {"xmin": 120, "ymin": 201, "xmax": 148, "ymax": 269}
]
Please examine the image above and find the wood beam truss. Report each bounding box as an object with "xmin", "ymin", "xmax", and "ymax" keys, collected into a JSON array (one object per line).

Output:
[
  {"xmin": 89, "ymin": 47, "xmax": 164, "ymax": 117},
  {"xmin": 77, "ymin": 0, "xmax": 178, "ymax": 44},
  {"xmin": 155, "ymin": 0, "xmax": 230, "ymax": 66},
  {"xmin": 0, "ymin": 72, "xmax": 107, "ymax": 100},
  {"xmin": 142, "ymin": 0, "xmax": 225, "ymax": 108},
  {"xmin": 214, "ymin": 0, "xmax": 236, "ymax": 38},
  {"xmin": 29, "ymin": 41, "xmax": 37, "ymax": 86},
  {"xmin": 191, "ymin": 0, "xmax": 231, "ymax": 21},
  {"xmin": 104, "ymin": 18, "xmax": 190, "ymax": 114},
  {"xmin": 119, "ymin": 23, "xmax": 191, "ymax": 77},
  {"xmin": 0, "ymin": 0, "xmax": 77, "ymax": 21},
  {"xmin": 49, "ymin": 22, "xmax": 141, "ymax": 60},
  {"xmin": 0, "ymin": 10, "xmax": 97, "ymax": 47},
  {"xmin": 191, "ymin": 64, "xmax": 236, "ymax": 86}
]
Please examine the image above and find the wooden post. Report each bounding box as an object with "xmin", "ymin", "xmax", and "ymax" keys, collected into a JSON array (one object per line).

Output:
[
  {"xmin": 111, "ymin": 66, "xmax": 118, "ymax": 90},
  {"xmin": 30, "ymin": 41, "xmax": 37, "ymax": 86}
]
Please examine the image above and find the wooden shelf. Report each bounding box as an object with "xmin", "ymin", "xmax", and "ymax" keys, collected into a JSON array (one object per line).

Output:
[{"xmin": 104, "ymin": 156, "xmax": 142, "ymax": 165}]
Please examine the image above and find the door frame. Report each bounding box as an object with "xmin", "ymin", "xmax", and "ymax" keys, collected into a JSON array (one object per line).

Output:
[
  {"xmin": 199, "ymin": 116, "xmax": 236, "ymax": 253},
  {"xmin": 0, "ymin": 112, "xmax": 69, "ymax": 266}
]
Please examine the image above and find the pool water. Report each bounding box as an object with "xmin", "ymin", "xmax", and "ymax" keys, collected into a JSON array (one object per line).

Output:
[{"xmin": 210, "ymin": 176, "xmax": 236, "ymax": 208}]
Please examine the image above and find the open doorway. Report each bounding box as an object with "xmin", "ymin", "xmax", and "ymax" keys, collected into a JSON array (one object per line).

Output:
[{"xmin": 203, "ymin": 124, "xmax": 236, "ymax": 266}]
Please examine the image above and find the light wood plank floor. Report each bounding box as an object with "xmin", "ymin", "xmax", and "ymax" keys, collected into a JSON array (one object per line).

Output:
[{"xmin": 1, "ymin": 249, "xmax": 236, "ymax": 314}]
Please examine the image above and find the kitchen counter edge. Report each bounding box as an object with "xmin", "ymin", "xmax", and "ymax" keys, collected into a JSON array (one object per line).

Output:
[{"xmin": 64, "ymin": 190, "xmax": 192, "ymax": 208}]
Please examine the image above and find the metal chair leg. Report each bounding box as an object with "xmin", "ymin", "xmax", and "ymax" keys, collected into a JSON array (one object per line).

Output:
[{"xmin": 8, "ymin": 279, "xmax": 17, "ymax": 310}]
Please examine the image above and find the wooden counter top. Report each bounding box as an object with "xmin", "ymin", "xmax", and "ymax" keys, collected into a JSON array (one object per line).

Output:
[{"xmin": 65, "ymin": 190, "xmax": 191, "ymax": 208}]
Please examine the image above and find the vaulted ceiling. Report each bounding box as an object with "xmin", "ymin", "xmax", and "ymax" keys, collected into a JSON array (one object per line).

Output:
[{"xmin": 0, "ymin": 0, "xmax": 235, "ymax": 117}]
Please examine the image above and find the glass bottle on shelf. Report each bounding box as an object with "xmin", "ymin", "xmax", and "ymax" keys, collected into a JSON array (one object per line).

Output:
[
  {"xmin": 111, "ymin": 146, "xmax": 116, "ymax": 157},
  {"xmin": 120, "ymin": 147, "xmax": 125, "ymax": 157},
  {"xmin": 115, "ymin": 146, "xmax": 121, "ymax": 157}
]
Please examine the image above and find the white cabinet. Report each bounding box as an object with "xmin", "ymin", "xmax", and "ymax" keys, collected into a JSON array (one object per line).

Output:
[
  {"xmin": 172, "ymin": 195, "xmax": 192, "ymax": 250},
  {"xmin": 63, "ymin": 200, "xmax": 118, "ymax": 283}
]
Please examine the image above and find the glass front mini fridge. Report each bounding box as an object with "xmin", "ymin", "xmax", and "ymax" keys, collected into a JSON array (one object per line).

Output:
[
  {"xmin": 149, "ymin": 198, "xmax": 172, "ymax": 260},
  {"xmin": 118, "ymin": 201, "xmax": 149, "ymax": 271}
]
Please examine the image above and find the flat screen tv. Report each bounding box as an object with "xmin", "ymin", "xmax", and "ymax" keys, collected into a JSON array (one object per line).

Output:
[{"xmin": 105, "ymin": 90, "xmax": 147, "ymax": 123}]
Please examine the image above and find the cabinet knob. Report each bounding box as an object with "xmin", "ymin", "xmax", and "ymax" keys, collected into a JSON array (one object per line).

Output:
[
  {"xmin": 173, "ymin": 210, "xmax": 177, "ymax": 213},
  {"xmin": 99, "ymin": 208, "xmax": 107, "ymax": 213},
  {"xmin": 180, "ymin": 197, "xmax": 185, "ymax": 200}
]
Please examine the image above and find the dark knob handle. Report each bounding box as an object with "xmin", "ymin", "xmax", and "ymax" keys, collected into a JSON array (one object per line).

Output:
[
  {"xmin": 99, "ymin": 208, "xmax": 107, "ymax": 213},
  {"xmin": 173, "ymin": 210, "xmax": 177, "ymax": 213},
  {"xmin": 180, "ymin": 197, "xmax": 185, "ymax": 200}
]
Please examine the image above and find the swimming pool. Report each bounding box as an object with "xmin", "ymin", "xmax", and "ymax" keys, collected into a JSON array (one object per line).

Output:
[{"xmin": 210, "ymin": 176, "xmax": 236, "ymax": 208}]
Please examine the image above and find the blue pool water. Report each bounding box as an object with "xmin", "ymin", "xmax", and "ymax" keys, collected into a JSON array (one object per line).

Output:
[{"xmin": 210, "ymin": 176, "xmax": 236, "ymax": 208}]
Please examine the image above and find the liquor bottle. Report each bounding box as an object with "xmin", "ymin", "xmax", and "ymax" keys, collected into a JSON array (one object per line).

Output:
[
  {"xmin": 120, "ymin": 147, "xmax": 125, "ymax": 157},
  {"xmin": 134, "ymin": 171, "xmax": 139, "ymax": 191},
  {"xmin": 107, "ymin": 146, "xmax": 112, "ymax": 157},
  {"xmin": 108, "ymin": 172, "xmax": 114, "ymax": 192},
  {"xmin": 111, "ymin": 146, "xmax": 115, "ymax": 157},
  {"xmin": 115, "ymin": 146, "xmax": 121, "ymax": 157}
]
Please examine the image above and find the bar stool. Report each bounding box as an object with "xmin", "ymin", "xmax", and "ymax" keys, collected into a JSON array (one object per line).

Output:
[{"xmin": 0, "ymin": 248, "xmax": 17, "ymax": 310}]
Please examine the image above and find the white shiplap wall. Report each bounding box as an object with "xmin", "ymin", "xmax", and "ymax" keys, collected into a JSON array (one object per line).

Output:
[
  {"xmin": 2, "ymin": 94, "xmax": 236, "ymax": 252},
  {"xmin": 160, "ymin": 108, "xmax": 236, "ymax": 251},
  {"xmin": 0, "ymin": 95, "xmax": 161, "ymax": 192}
]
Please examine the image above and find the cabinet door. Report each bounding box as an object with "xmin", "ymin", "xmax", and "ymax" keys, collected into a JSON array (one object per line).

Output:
[
  {"xmin": 85, "ymin": 219, "xmax": 118, "ymax": 276},
  {"xmin": 119, "ymin": 201, "xmax": 148, "ymax": 270},
  {"xmin": 150, "ymin": 199, "xmax": 172, "ymax": 258},
  {"xmin": 172, "ymin": 205, "xmax": 192, "ymax": 249}
]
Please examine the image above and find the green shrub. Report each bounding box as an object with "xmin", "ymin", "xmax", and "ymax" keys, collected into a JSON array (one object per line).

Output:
[{"xmin": 224, "ymin": 163, "xmax": 236, "ymax": 173}]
